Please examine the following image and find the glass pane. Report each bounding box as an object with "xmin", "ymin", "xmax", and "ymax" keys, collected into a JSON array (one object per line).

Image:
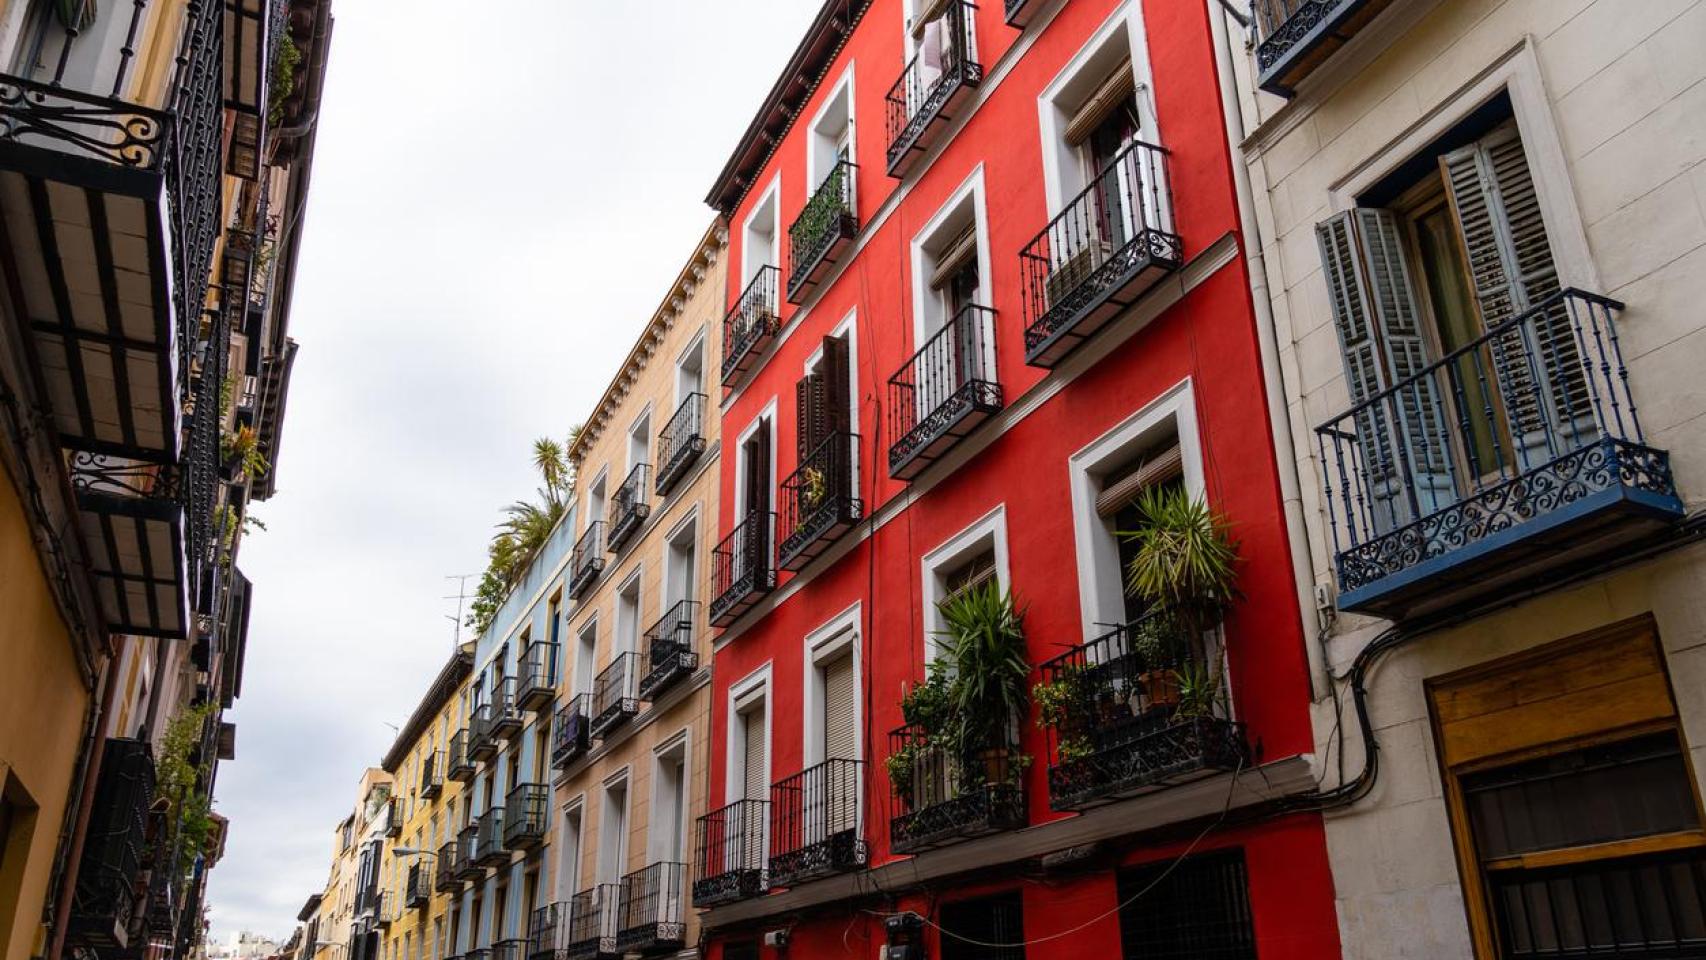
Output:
[
  {"xmin": 1490, "ymin": 848, "xmax": 1706, "ymax": 959},
  {"xmin": 1415, "ymin": 203, "xmax": 1505, "ymax": 481}
]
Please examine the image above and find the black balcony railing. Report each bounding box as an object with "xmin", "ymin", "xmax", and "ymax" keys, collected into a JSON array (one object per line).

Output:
[
  {"xmin": 606, "ymin": 464, "xmax": 652, "ymax": 552},
  {"xmin": 615, "ymin": 862, "xmax": 687, "ymax": 954},
  {"xmin": 788, "ymin": 160, "xmax": 858, "ymax": 302},
  {"xmin": 383, "ymin": 798, "xmax": 401, "ymax": 838},
  {"xmin": 529, "ymin": 903, "xmax": 568, "ymax": 960},
  {"xmin": 553, "ymin": 695, "xmax": 592, "ymax": 768},
  {"xmin": 887, "ymin": 304, "xmax": 1003, "ymax": 481},
  {"xmin": 769, "ymin": 759, "xmax": 867, "ymax": 888},
  {"xmin": 780, "ymin": 431, "xmax": 862, "ymax": 570},
  {"xmin": 371, "ymin": 893, "xmax": 393, "ymax": 929},
  {"xmin": 1005, "ymin": 0, "xmax": 1042, "ymax": 26},
  {"xmin": 419, "ymin": 750, "xmax": 444, "ymax": 799},
  {"xmin": 518, "ymin": 644, "xmax": 559, "ymax": 713},
  {"xmin": 447, "ymin": 730, "xmax": 474, "ymax": 782},
  {"xmin": 475, "ymin": 807, "xmax": 507, "ymax": 867},
  {"xmin": 468, "ymin": 704, "xmax": 497, "ymax": 762},
  {"xmin": 1020, "ymin": 139, "xmax": 1180, "ymax": 368},
  {"xmin": 465, "ymin": 947, "xmax": 491, "ymax": 960},
  {"xmin": 885, "ymin": 2, "xmax": 983, "ymax": 177},
  {"xmin": 1038, "ymin": 613, "xmax": 1248, "ymax": 811},
  {"xmin": 693, "ymin": 799, "xmax": 770, "ymax": 906},
  {"xmin": 405, "ymin": 862, "xmax": 431, "ymax": 908},
  {"xmin": 455, "ymin": 825, "xmax": 482, "ymax": 880},
  {"xmin": 591, "ymin": 653, "xmax": 640, "ymax": 738},
  {"xmin": 888, "ymin": 723, "xmax": 1025, "ymax": 854},
  {"xmin": 436, "ymin": 841, "xmax": 461, "ymax": 892},
  {"xmin": 504, "ymin": 784, "xmax": 549, "ymax": 851},
  {"xmin": 710, "ymin": 512, "xmax": 777, "ymax": 627},
  {"xmin": 1314, "ymin": 289, "xmax": 1681, "ymax": 618},
  {"xmin": 569, "ymin": 522, "xmax": 606, "ymax": 599},
  {"xmin": 655, "ymin": 393, "xmax": 707, "ymax": 496},
  {"xmin": 565, "ymin": 886, "xmax": 620, "ymax": 960},
  {"xmin": 489, "ymin": 678, "xmax": 522, "ymax": 741},
  {"xmin": 1253, "ymin": 0, "xmax": 1393, "ymax": 96},
  {"xmin": 723, "ymin": 266, "xmax": 781, "ymax": 385},
  {"xmin": 67, "ymin": 738, "xmax": 156, "ymax": 950},
  {"xmin": 638, "ymin": 600, "xmax": 699, "ymax": 701},
  {"xmin": 491, "ymin": 938, "xmax": 528, "ymax": 960}
]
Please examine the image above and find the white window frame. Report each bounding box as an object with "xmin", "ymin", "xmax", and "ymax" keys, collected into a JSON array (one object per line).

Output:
[
  {"xmin": 662, "ymin": 508, "xmax": 700, "ymax": 610},
  {"xmin": 1035, "ymin": 0, "xmax": 1161, "ymax": 217},
  {"xmin": 614, "ymin": 566, "xmax": 643, "ymax": 657},
  {"xmin": 647, "ymin": 728, "xmax": 692, "ymax": 864},
  {"xmin": 800, "ymin": 602, "xmax": 863, "ymax": 768},
  {"xmin": 724, "ymin": 663, "xmax": 773, "ymax": 805},
  {"xmin": 596, "ymin": 770, "xmax": 631, "ymax": 885},
  {"xmin": 573, "ymin": 616, "xmax": 599, "ymax": 696},
  {"xmin": 672, "ymin": 327, "xmax": 708, "ymax": 412},
  {"xmin": 625, "ymin": 404, "xmax": 653, "ymax": 475},
  {"xmin": 585, "ymin": 467, "xmax": 610, "ymax": 534},
  {"xmin": 1066, "ymin": 377, "xmax": 1202, "ymax": 642},
  {"xmin": 801, "ymin": 309, "xmax": 861, "ymax": 492},
  {"xmin": 740, "ymin": 174, "xmax": 782, "ymax": 287},
  {"xmin": 920, "ymin": 505, "xmax": 1011, "ymax": 662},
  {"xmin": 807, "ymin": 63, "xmax": 858, "ymax": 203},
  {"xmin": 732, "ymin": 399, "xmax": 779, "ymax": 521},
  {"xmin": 908, "ymin": 165, "xmax": 993, "ymax": 350}
]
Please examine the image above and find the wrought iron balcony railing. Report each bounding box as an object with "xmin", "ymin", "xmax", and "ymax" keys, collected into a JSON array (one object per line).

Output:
[
  {"xmin": 1020, "ymin": 139, "xmax": 1180, "ymax": 368},
  {"xmin": 447, "ymin": 730, "xmax": 474, "ymax": 782},
  {"xmin": 371, "ymin": 893, "xmax": 393, "ymax": 929},
  {"xmin": 888, "ymin": 722, "xmax": 1025, "ymax": 854},
  {"xmin": 491, "ymin": 938, "xmax": 528, "ymax": 960},
  {"xmin": 1253, "ymin": 0, "xmax": 1394, "ymax": 96},
  {"xmin": 780, "ymin": 431, "xmax": 862, "ymax": 570},
  {"xmin": 419, "ymin": 750, "xmax": 444, "ymax": 799},
  {"xmin": 503, "ymin": 783, "xmax": 549, "ymax": 851},
  {"xmin": 638, "ymin": 600, "xmax": 699, "ymax": 701},
  {"xmin": 655, "ymin": 393, "xmax": 707, "ymax": 496},
  {"xmin": 606, "ymin": 463, "xmax": 652, "ymax": 552},
  {"xmin": 1037, "ymin": 613, "xmax": 1248, "ymax": 811},
  {"xmin": 455, "ymin": 825, "xmax": 483, "ymax": 880},
  {"xmin": 474, "ymin": 806, "xmax": 507, "ymax": 867},
  {"xmin": 1314, "ymin": 289, "xmax": 1681, "ymax": 618},
  {"xmin": 769, "ymin": 759, "xmax": 867, "ymax": 888},
  {"xmin": 67, "ymin": 738, "xmax": 156, "ymax": 951},
  {"xmin": 467, "ymin": 704, "xmax": 497, "ymax": 762},
  {"xmin": 569, "ymin": 521, "xmax": 606, "ymax": 599},
  {"xmin": 885, "ymin": 1, "xmax": 983, "ymax": 177},
  {"xmin": 553, "ymin": 695, "xmax": 592, "ymax": 769},
  {"xmin": 565, "ymin": 886, "xmax": 620, "ymax": 960},
  {"xmin": 710, "ymin": 512, "xmax": 777, "ymax": 627},
  {"xmin": 517, "ymin": 644, "xmax": 559, "ymax": 713},
  {"xmin": 488, "ymin": 678, "xmax": 522, "ymax": 742},
  {"xmin": 788, "ymin": 159, "xmax": 858, "ymax": 302},
  {"xmin": 723, "ymin": 266, "xmax": 781, "ymax": 386},
  {"xmin": 615, "ymin": 862, "xmax": 687, "ymax": 954},
  {"xmin": 529, "ymin": 903, "xmax": 568, "ymax": 960},
  {"xmin": 1005, "ymin": 0, "xmax": 1042, "ymax": 26},
  {"xmin": 693, "ymin": 799, "xmax": 770, "ymax": 907},
  {"xmin": 383, "ymin": 798, "xmax": 401, "ymax": 838},
  {"xmin": 887, "ymin": 304, "xmax": 1003, "ymax": 481},
  {"xmin": 405, "ymin": 862, "xmax": 431, "ymax": 908},
  {"xmin": 464, "ymin": 947, "xmax": 491, "ymax": 960},
  {"xmin": 435, "ymin": 841, "xmax": 461, "ymax": 892},
  {"xmin": 590, "ymin": 652, "xmax": 640, "ymax": 738}
]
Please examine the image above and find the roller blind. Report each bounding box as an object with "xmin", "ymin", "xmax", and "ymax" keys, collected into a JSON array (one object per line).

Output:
[
  {"xmin": 929, "ymin": 225, "xmax": 979, "ymax": 291},
  {"xmin": 1095, "ymin": 443, "xmax": 1184, "ymax": 518},
  {"xmin": 823, "ymin": 654, "xmax": 856, "ymax": 761},
  {"xmin": 1064, "ymin": 61, "xmax": 1136, "ymax": 147},
  {"xmin": 741, "ymin": 708, "xmax": 766, "ymax": 801}
]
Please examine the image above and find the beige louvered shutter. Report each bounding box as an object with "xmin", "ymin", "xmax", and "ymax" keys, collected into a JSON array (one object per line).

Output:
[
  {"xmin": 822, "ymin": 655, "xmax": 856, "ymax": 761},
  {"xmin": 1096, "ymin": 444, "xmax": 1184, "ymax": 518},
  {"xmin": 1440, "ymin": 125, "xmax": 1593, "ymax": 468},
  {"xmin": 741, "ymin": 708, "xmax": 766, "ymax": 801},
  {"xmin": 1315, "ymin": 209, "xmax": 1453, "ymax": 527}
]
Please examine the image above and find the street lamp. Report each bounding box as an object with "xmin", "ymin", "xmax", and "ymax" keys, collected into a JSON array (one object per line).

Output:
[{"xmin": 390, "ymin": 847, "xmax": 435, "ymax": 858}]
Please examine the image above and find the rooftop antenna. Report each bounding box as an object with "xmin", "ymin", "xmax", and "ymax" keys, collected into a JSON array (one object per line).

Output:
[{"xmin": 443, "ymin": 573, "xmax": 475, "ymax": 648}]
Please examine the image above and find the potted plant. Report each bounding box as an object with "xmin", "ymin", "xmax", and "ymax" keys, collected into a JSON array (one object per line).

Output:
[
  {"xmin": 1127, "ymin": 612, "xmax": 1181, "ymax": 711},
  {"xmin": 220, "ymin": 425, "xmax": 269, "ymax": 482},
  {"xmin": 935, "ymin": 582, "xmax": 1031, "ymax": 787},
  {"xmin": 1034, "ymin": 663, "xmax": 1096, "ymax": 766}
]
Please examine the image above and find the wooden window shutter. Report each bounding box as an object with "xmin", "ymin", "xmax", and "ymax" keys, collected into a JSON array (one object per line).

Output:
[
  {"xmin": 821, "ymin": 335, "xmax": 851, "ymax": 437},
  {"xmin": 795, "ymin": 373, "xmax": 826, "ymax": 459},
  {"xmin": 822, "ymin": 654, "xmax": 857, "ymax": 761},
  {"xmin": 741, "ymin": 707, "xmax": 767, "ymax": 801},
  {"xmin": 1315, "ymin": 209, "xmax": 1454, "ymax": 525},
  {"xmin": 1065, "ymin": 61, "xmax": 1137, "ymax": 147},
  {"xmin": 1095, "ymin": 443, "xmax": 1184, "ymax": 518},
  {"xmin": 929, "ymin": 225, "xmax": 980, "ymax": 291},
  {"xmin": 1440, "ymin": 124, "xmax": 1592, "ymax": 467}
]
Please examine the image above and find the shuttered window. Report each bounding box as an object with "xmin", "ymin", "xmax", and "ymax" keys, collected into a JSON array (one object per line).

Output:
[
  {"xmin": 1095, "ymin": 442, "xmax": 1183, "ymax": 518},
  {"xmin": 822, "ymin": 654, "xmax": 857, "ymax": 761},
  {"xmin": 1064, "ymin": 61, "xmax": 1137, "ymax": 148},
  {"xmin": 944, "ymin": 548, "xmax": 997, "ymax": 601},
  {"xmin": 741, "ymin": 707, "xmax": 767, "ymax": 801},
  {"xmin": 929, "ymin": 225, "xmax": 980, "ymax": 291}
]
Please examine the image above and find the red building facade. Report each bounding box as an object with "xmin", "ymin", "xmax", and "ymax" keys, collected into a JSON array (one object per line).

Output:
[{"xmin": 698, "ymin": 1, "xmax": 1342, "ymax": 957}]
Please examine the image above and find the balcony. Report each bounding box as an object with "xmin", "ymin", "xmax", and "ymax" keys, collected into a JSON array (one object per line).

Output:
[
  {"xmin": 565, "ymin": 886, "xmax": 620, "ymax": 960},
  {"xmin": 1254, "ymin": 0, "xmax": 1397, "ymax": 96},
  {"xmin": 615, "ymin": 862, "xmax": 687, "ymax": 955},
  {"xmin": 722, "ymin": 266, "xmax": 780, "ymax": 386},
  {"xmin": 405, "ymin": 862, "xmax": 431, "ymax": 909},
  {"xmin": 1315, "ymin": 290, "xmax": 1682, "ymax": 619},
  {"xmin": 709, "ymin": 512, "xmax": 776, "ymax": 627},
  {"xmin": 654, "ymin": 393, "xmax": 707, "ymax": 496},
  {"xmin": 569, "ymin": 521, "xmax": 606, "ymax": 600},
  {"xmin": 1020, "ymin": 140, "xmax": 1181, "ymax": 368},
  {"xmin": 435, "ymin": 841, "xmax": 461, "ymax": 892},
  {"xmin": 552, "ymin": 695, "xmax": 592, "ymax": 769},
  {"xmin": 887, "ymin": 724, "xmax": 1025, "ymax": 855},
  {"xmin": 787, "ymin": 159, "xmax": 858, "ymax": 302},
  {"xmin": 419, "ymin": 750, "xmax": 444, "ymax": 799},
  {"xmin": 475, "ymin": 807, "xmax": 508, "ymax": 867},
  {"xmin": 492, "ymin": 939, "xmax": 528, "ymax": 960},
  {"xmin": 885, "ymin": 1, "xmax": 983, "ymax": 178},
  {"xmin": 606, "ymin": 463, "xmax": 652, "ymax": 552},
  {"xmin": 1038, "ymin": 614, "xmax": 1248, "ymax": 811},
  {"xmin": 780, "ymin": 431, "xmax": 862, "ymax": 570},
  {"xmin": 455, "ymin": 825, "xmax": 483, "ymax": 880},
  {"xmin": 67, "ymin": 739, "xmax": 155, "ymax": 951},
  {"xmin": 529, "ymin": 903, "xmax": 568, "ymax": 960},
  {"xmin": 489, "ymin": 678, "xmax": 522, "ymax": 742},
  {"xmin": 1005, "ymin": 0, "xmax": 1043, "ymax": 26},
  {"xmin": 590, "ymin": 653, "xmax": 640, "ymax": 738},
  {"xmin": 447, "ymin": 730, "xmax": 475, "ymax": 782},
  {"xmin": 693, "ymin": 799, "xmax": 769, "ymax": 906},
  {"xmin": 465, "ymin": 948, "xmax": 491, "ymax": 960},
  {"xmin": 0, "ymin": 0, "xmax": 226, "ymax": 640},
  {"xmin": 467, "ymin": 705, "xmax": 496, "ymax": 762},
  {"xmin": 887, "ymin": 304, "xmax": 1003, "ymax": 481},
  {"xmin": 383, "ymin": 798, "xmax": 401, "ymax": 838},
  {"xmin": 503, "ymin": 784, "xmax": 549, "ymax": 851},
  {"xmin": 638, "ymin": 600, "xmax": 699, "ymax": 701},
  {"xmin": 372, "ymin": 893, "xmax": 393, "ymax": 930},
  {"xmin": 518, "ymin": 644, "xmax": 559, "ymax": 713},
  {"xmin": 769, "ymin": 759, "xmax": 867, "ymax": 888}
]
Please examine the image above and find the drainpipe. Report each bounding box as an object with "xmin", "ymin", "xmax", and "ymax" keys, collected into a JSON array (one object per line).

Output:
[
  {"xmin": 45, "ymin": 636, "xmax": 122, "ymax": 960},
  {"xmin": 1205, "ymin": 0, "xmax": 1331, "ymax": 697}
]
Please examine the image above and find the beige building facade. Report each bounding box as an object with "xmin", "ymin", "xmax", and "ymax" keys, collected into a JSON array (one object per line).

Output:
[{"xmin": 1215, "ymin": 0, "xmax": 1706, "ymax": 957}]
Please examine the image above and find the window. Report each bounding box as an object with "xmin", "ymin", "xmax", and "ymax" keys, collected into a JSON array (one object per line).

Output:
[
  {"xmin": 664, "ymin": 516, "xmax": 697, "ymax": 609},
  {"xmin": 586, "ymin": 471, "xmax": 608, "ymax": 536},
  {"xmin": 1116, "ymin": 851, "xmax": 1256, "ymax": 960},
  {"xmin": 808, "ymin": 66, "xmax": 856, "ymax": 198},
  {"xmin": 1038, "ymin": 7, "xmax": 1158, "ymax": 216},
  {"xmin": 909, "ymin": 170, "xmax": 993, "ymax": 375},
  {"xmin": 574, "ymin": 620, "xmax": 597, "ymax": 696},
  {"xmin": 615, "ymin": 572, "xmax": 641, "ymax": 656},
  {"xmin": 557, "ymin": 802, "xmax": 583, "ymax": 900},
  {"xmin": 650, "ymin": 736, "xmax": 689, "ymax": 864},
  {"xmin": 921, "ymin": 507, "xmax": 1010, "ymax": 661},
  {"xmin": 795, "ymin": 331, "xmax": 856, "ymax": 505},
  {"xmin": 0, "ymin": 776, "xmax": 38, "ymax": 945},
  {"xmin": 741, "ymin": 178, "xmax": 781, "ymax": 283},
  {"xmin": 940, "ymin": 892, "xmax": 1025, "ymax": 960},
  {"xmin": 597, "ymin": 778, "xmax": 629, "ymax": 884},
  {"xmin": 727, "ymin": 668, "xmax": 771, "ymax": 804},
  {"xmin": 626, "ymin": 410, "xmax": 650, "ymax": 474},
  {"xmin": 674, "ymin": 332, "xmax": 705, "ymax": 408},
  {"xmin": 736, "ymin": 413, "xmax": 774, "ymax": 522}
]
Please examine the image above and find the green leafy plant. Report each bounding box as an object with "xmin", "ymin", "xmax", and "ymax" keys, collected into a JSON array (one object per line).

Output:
[
  {"xmin": 936, "ymin": 582, "xmax": 1030, "ymax": 772},
  {"xmin": 1033, "ymin": 663, "xmax": 1097, "ymax": 765},
  {"xmin": 155, "ymin": 703, "xmax": 217, "ymax": 875},
  {"xmin": 220, "ymin": 425, "xmax": 269, "ymax": 480},
  {"xmin": 466, "ymin": 428, "xmax": 581, "ymax": 635},
  {"xmin": 1174, "ymin": 659, "xmax": 1225, "ymax": 720},
  {"xmin": 268, "ymin": 38, "xmax": 302, "ymax": 127},
  {"xmin": 884, "ymin": 741, "xmax": 920, "ymax": 808},
  {"xmin": 802, "ymin": 466, "xmax": 827, "ymax": 509}
]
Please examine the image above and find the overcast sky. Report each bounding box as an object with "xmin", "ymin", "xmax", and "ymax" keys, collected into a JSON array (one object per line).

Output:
[{"xmin": 206, "ymin": 1, "xmax": 822, "ymax": 940}]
